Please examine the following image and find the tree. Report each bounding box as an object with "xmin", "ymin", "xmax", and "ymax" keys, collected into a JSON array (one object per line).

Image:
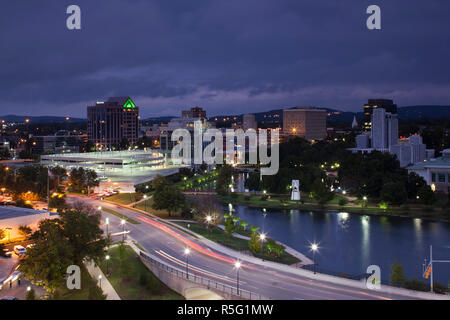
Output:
[
  {"xmin": 18, "ymin": 225, "xmax": 32, "ymax": 239},
  {"xmin": 417, "ymin": 185, "xmax": 435, "ymax": 205},
  {"xmin": 215, "ymin": 165, "xmax": 233, "ymax": 195},
  {"xmin": 25, "ymin": 287, "xmax": 36, "ymax": 300},
  {"xmin": 88, "ymin": 284, "xmax": 107, "ymax": 300},
  {"xmin": 224, "ymin": 217, "xmax": 236, "ymax": 237},
  {"xmin": 338, "ymin": 197, "xmax": 349, "ymax": 207},
  {"xmin": 381, "ymin": 182, "xmax": 407, "ymax": 206},
  {"xmin": 49, "ymin": 193, "xmax": 67, "ymax": 211},
  {"xmin": 20, "ymin": 203, "xmax": 107, "ymax": 293},
  {"xmin": 390, "ymin": 260, "xmax": 406, "ymax": 287},
  {"xmin": 249, "ymin": 232, "xmax": 262, "ymax": 254},
  {"xmin": 59, "ymin": 202, "xmax": 107, "ymax": 265},
  {"xmin": 119, "ymin": 137, "xmax": 130, "ymax": 150},
  {"xmin": 20, "ymin": 219, "xmax": 74, "ymax": 293},
  {"xmin": 192, "ymin": 197, "xmax": 221, "ymax": 227},
  {"xmin": 245, "ymin": 173, "xmax": 262, "ymax": 192},
  {"xmin": 152, "ymin": 182, "xmax": 186, "ymax": 217},
  {"xmin": 311, "ymin": 178, "xmax": 334, "ymax": 205}
]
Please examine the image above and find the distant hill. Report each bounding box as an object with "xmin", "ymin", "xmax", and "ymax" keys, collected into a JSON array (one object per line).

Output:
[
  {"xmin": 0, "ymin": 115, "xmax": 86, "ymax": 124},
  {"xmin": 1, "ymin": 105, "xmax": 448, "ymax": 126},
  {"xmin": 397, "ymin": 105, "xmax": 450, "ymax": 120}
]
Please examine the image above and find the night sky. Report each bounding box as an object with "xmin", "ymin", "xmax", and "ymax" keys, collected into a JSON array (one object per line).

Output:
[{"xmin": 1, "ymin": 1, "xmax": 450, "ymax": 118}]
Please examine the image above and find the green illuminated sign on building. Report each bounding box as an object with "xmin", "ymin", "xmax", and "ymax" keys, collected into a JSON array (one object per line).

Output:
[{"xmin": 123, "ymin": 98, "xmax": 136, "ymax": 109}]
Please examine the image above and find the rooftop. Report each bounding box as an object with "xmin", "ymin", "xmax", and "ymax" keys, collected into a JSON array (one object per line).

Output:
[
  {"xmin": 0, "ymin": 206, "xmax": 48, "ymax": 220},
  {"xmin": 407, "ymin": 150, "xmax": 450, "ymax": 170}
]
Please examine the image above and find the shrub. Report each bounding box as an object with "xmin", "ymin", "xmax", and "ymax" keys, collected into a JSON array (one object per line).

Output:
[
  {"xmin": 260, "ymin": 195, "xmax": 268, "ymax": 201},
  {"xmin": 338, "ymin": 198, "xmax": 349, "ymax": 207}
]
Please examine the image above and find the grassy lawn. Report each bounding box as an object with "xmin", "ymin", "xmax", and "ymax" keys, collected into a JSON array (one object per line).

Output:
[
  {"xmin": 134, "ymin": 198, "xmax": 182, "ymax": 219},
  {"xmin": 106, "ymin": 193, "xmax": 143, "ymax": 205},
  {"xmin": 55, "ymin": 265, "xmax": 103, "ymax": 300},
  {"xmin": 175, "ymin": 221, "xmax": 250, "ymax": 252},
  {"xmin": 174, "ymin": 222, "xmax": 301, "ymax": 264},
  {"xmin": 102, "ymin": 207, "xmax": 140, "ymax": 224},
  {"xmin": 98, "ymin": 245, "xmax": 184, "ymax": 300},
  {"xmin": 218, "ymin": 194, "xmax": 450, "ymax": 221}
]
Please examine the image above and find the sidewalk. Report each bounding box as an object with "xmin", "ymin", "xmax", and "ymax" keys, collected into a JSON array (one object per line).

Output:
[{"xmin": 84, "ymin": 260, "xmax": 121, "ymax": 300}]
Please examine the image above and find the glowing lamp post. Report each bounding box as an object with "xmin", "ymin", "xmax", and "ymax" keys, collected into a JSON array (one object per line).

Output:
[
  {"xmin": 234, "ymin": 261, "xmax": 242, "ymax": 295},
  {"xmin": 121, "ymin": 219, "xmax": 126, "ymax": 242},
  {"xmin": 310, "ymin": 243, "xmax": 319, "ymax": 274},
  {"xmin": 143, "ymin": 195, "xmax": 148, "ymax": 212},
  {"xmin": 105, "ymin": 255, "xmax": 110, "ymax": 275},
  {"xmin": 206, "ymin": 215, "xmax": 212, "ymax": 233},
  {"xmin": 184, "ymin": 248, "xmax": 190, "ymax": 279}
]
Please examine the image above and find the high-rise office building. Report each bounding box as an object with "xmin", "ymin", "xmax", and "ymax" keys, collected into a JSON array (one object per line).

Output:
[
  {"xmin": 182, "ymin": 107, "xmax": 206, "ymax": 119},
  {"xmin": 363, "ymin": 99, "xmax": 397, "ymax": 131},
  {"xmin": 370, "ymin": 108, "xmax": 398, "ymax": 150},
  {"xmin": 282, "ymin": 107, "xmax": 326, "ymax": 141},
  {"xmin": 87, "ymin": 97, "xmax": 139, "ymax": 150},
  {"xmin": 243, "ymin": 114, "xmax": 257, "ymax": 131}
]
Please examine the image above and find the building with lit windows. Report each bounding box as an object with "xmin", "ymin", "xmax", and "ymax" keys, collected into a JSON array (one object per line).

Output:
[
  {"xmin": 87, "ymin": 97, "xmax": 140, "ymax": 150},
  {"xmin": 282, "ymin": 107, "xmax": 326, "ymax": 141},
  {"xmin": 407, "ymin": 149, "xmax": 450, "ymax": 193},
  {"xmin": 363, "ymin": 99, "xmax": 397, "ymax": 132}
]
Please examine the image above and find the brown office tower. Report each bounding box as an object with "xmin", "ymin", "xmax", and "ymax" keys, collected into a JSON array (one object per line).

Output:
[
  {"xmin": 87, "ymin": 97, "xmax": 139, "ymax": 150},
  {"xmin": 282, "ymin": 107, "xmax": 327, "ymax": 141},
  {"xmin": 363, "ymin": 99, "xmax": 397, "ymax": 132}
]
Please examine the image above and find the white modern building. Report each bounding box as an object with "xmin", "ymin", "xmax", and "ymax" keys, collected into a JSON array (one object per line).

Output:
[
  {"xmin": 371, "ymin": 108, "xmax": 398, "ymax": 150},
  {"xmin": 407, "ymin": 149, "xmax": 450, "ymax": 193}
]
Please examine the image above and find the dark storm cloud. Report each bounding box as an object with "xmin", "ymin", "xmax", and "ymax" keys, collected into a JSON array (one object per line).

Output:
[{"xmin": 0, "ymin": 0, "xmax": 450, "ymax": 117}]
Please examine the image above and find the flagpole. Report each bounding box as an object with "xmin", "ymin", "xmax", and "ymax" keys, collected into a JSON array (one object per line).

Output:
[
  {"xmin": 430, "ymin": 245, "xmax": 433, "ymax": 293},
  {"xmin": 47, "ymin": 169, "xmax": 50, "ymax": 209}
]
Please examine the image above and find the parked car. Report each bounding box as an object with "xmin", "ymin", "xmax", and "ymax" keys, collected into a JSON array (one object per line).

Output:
[
  {"xmin": 13, "ymin": 245, "xmax": 26, "ymax": 256},
  {"xmin": 1, "ymin": 249, "xmax": 12, "ymax": 258},
  {"xmin": 1, "ymin": 296, "xmax": 18, "ymax": 300},
  {"xmin": 26, "ymin": 244, "xmax": 34, "ymax": 249}
]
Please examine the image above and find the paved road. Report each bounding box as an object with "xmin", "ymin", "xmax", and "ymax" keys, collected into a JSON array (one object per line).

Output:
[{"xmin": 69, "ymin": 196, "xmax": 419, "ymax": 300}]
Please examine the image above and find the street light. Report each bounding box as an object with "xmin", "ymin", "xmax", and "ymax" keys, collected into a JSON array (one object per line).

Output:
[
  {"xmin": 234, "ymin": 261, "xmax": 241, "ymax": 295},
  {"xmin": 105, "ymin": 255, "xmax": 110, "ymax": 275},
  {"xmin": 26, "ymin": 286, "xmax": 31, "ymax": 292},
  {"xmin": 310, "ymin": 243, "xmax": 319, "ymax": 274},
  {"xmin": 206, "ymin": 215, "xmax": 212, "ymax": 233},
  {"xmin": 143, "ymin": 195, "xmax": 148, "ymax": 212},
  {"xmin": 105, "ymin": 217, "xmax": 109, "ymax": 237},
  {"xmin": 121, "ymin": 219, "xmax": 126, "ymax": 242},
  {"xmin": 184, "ymin": 248, "xmax": 190, "ymax": 279},
  {"xmin": 98, "ymin": 274, "xmax": 102, "ymax": 287}
]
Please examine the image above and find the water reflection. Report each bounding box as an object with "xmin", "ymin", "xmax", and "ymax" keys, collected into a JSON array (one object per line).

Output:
[{"xmin": 233, "ymin": 205, "xmax": 450, "ymax": 283}]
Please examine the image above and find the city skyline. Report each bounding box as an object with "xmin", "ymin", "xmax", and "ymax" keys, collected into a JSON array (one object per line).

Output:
[{"xmin": 1, "ymin": 1, "xmax": 450, "ymax": 118}]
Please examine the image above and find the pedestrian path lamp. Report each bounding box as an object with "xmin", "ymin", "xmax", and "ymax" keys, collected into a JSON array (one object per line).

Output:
[
  {"xmin": 184, "ymin": 248, "xmax": 190, "ymax": 279},
  {"xmin": 121, "ymin": 219, "xmax": 126, "ymax": 242},
  {"xmin": 206, "ymin": 215, "xmax": 212, "ymax": 233},
  {"xmin": 106, "ymin": 255, "xmax": 110, "ymax": 275},
  {"xmin": 234, "ymin": 261, "xmax": 241, "ymax": 295},
  {"xmin": 143, "ymin": 195, "xmax": 148, "ymax": 212},
  {"xmin": 310, "ymin": 243, "xmax": 319, "ymax": 274}
]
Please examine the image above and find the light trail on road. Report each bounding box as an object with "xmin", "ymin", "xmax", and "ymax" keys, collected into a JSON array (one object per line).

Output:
[
  {"xmin": 155, "ymin": 250, "xmax": 238, "ymax": 284},
  {"xmin": 137, "ymin": 215, "xmax": 254, "ymax": 269}
]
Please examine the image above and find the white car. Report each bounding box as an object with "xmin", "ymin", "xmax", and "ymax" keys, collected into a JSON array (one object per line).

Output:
[{"xmin": 13, "ymin": 245, "xmax": 26, "ymax": 256}]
